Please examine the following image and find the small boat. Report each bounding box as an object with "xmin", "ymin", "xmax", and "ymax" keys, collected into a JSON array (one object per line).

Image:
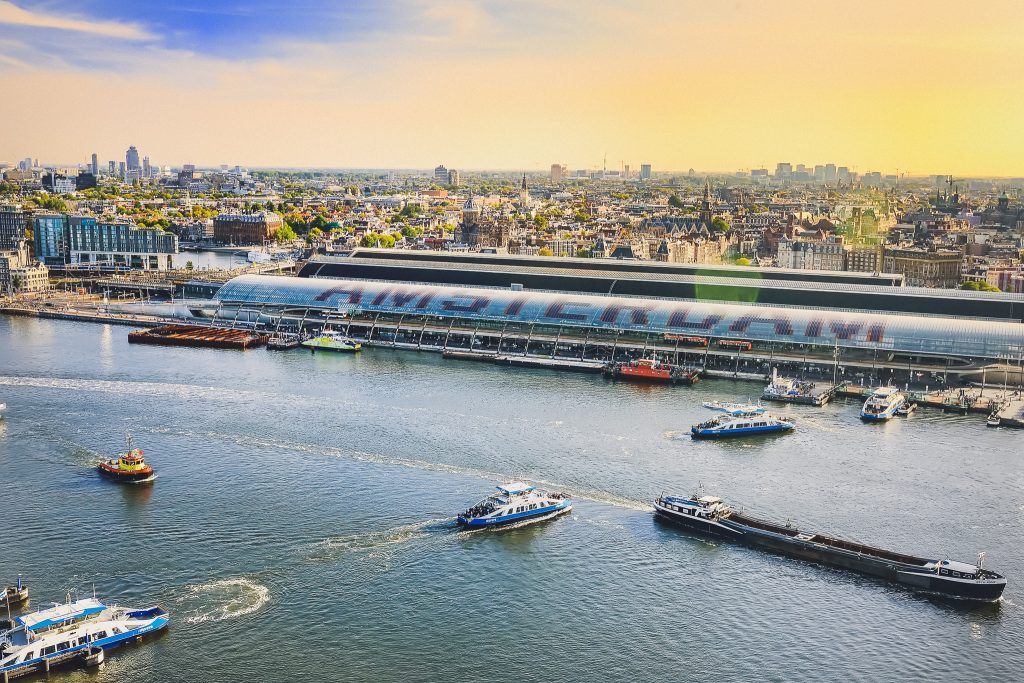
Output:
[
  {"xmin": 97, "ymin": 435, "xmax": 155, "ymax": 484},
  {"xmin": 457, "ymin": 482, "xmax": 572, "ymax": 529},
  {"xmin": 860, "ymin": 386, "xmax": 906, "ymax": 421},
  {"xmin": 301, "ymin": 330, "xmax": 362, "ymax": 353},
  {"xmin": 653, "ymin": 492, "xmax": 1006, "ymax": 601},
  {"xmin": 896, "ymin": 401, "xmax": 917, "ymax": 416},
  {"xmin": 0, "ymin": 579, "xmax": 27, "ymax": 608},
  {"xmin": 0, "ymin": 402, "xmax": 6, "ymax": 418},
  {"xmin": 702, "ymin": 400, "xmax": 765, "ymax": 416},
  {"xmin": 761, "ymin": 369, "xmax": 830, "ymax": 406},
  {"xmin": 691, "ymin": 412, "xmax": 794, "ymax": 439},
  {"xmin": 266, "ymin": 333, "xmax": 301, "ymax": 350},
  {"xmin": 987, "ymin": 412, "xmax": 1001, "ymax": 427},
  {"xmin": 0, "ymin": 596, "xmax": 169, "ymax": 677}
]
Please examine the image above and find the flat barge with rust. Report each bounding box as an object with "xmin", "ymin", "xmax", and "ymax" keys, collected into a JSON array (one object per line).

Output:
[
  {"xmin": 128, "ymin": 324, "xmax": 267, "ymax": 350},
  {"xmin": 604, "ymin": 358, "xmax": 701, "ymax": 385},
  {"xmin": 654, "ymin": 493, "xmax": 1006, "ymax": 601}
]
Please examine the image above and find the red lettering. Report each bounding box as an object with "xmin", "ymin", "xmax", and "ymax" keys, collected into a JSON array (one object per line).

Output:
[
  {"xmin": 543, "ymin": 300, "xmax": 592, "ymax": 322},
  {"xmin": 503, "ymin": 297, "xmax": 527, "ymax": 316},
  {"xmin": 804, "ymin": 319, "xmax": 824, "ymax": 337},
  {"xmin": 599, "ymin": 303, "xmax": 650, "ymax": 326},
  {"xmin": 830, "ymin": 321, "xmax": 863, "ymax": 339},
  {"xmin": 866, "ymin": 323, "xmax": 885, "ymax": 343},
  {"xmin": 312, "ymin": 285, "xmax": 364, "ymax": 304},
  {"xmin": 441, "ymin": 295, "xmax": 491, "ymax": 313},
  {"xmin": 728, "ymin": 314, "xmax": 794, "ymax": 336},
  {"xmin": 666, "ymin": 309, "xmax": 723, "ymax": 330}
]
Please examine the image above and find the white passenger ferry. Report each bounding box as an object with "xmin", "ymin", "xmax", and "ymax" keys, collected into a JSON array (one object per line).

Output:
[
  {"xmin": 691, "ymin": 413, "xmax": 795, "ymax": 439},
  {"xmin": 860, "ymin": 386, "xmax": 906, "ymax": 421},
  {"xmin": 702, "ymin": 400, "xmax": 765, "ymax": 416},
  {"xmin": 0, "ymin": 597, "xmax": 168, "ymax": 677},
  {"xmin": 457, "ymin": 482, "xmax": 571, "ymax": 529}
]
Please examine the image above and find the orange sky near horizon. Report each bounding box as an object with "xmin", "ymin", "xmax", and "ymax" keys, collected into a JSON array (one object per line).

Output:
[{"xmin": 1, "ymin": 0, "xmax": 1023, "ymax": 176}]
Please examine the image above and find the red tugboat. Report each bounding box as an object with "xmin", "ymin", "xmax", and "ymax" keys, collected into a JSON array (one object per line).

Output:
[
  {"xmin": 604, "ymin": 358, "xmax": 701, "ymax": 385},
  {"xmin": 97, "ymin": 435, "xmax": 156, "ymax": 483}
]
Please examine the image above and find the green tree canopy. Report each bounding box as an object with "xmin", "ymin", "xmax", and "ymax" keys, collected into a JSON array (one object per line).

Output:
[
  {"xmin": 275, "ymin": 224, "xmax": 298, "ymax": 242},
  {"xmin": 668, "ymin": 194, "xmax": 685, "ymax": 209},
  {"xmin": 711, "ymin": 217, "xmax": 730, "ymax": 233}
]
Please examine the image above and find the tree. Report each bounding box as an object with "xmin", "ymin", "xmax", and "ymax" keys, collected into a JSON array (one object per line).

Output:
[
  {"xmin": 275, "ymin": 224, "xmax": 298, "ymax": 242},
  {"xmin": 960, "ymin": 281, "xmax": 981, "ymax": 291},
  {"xmin": 533, "ymin": 214, "xmax": 549, "ymax": 230},
  {"xmin": 735, "ymin": 257, "xmax": 752, "ymax": 266},
  {"xmin": 538, "ymin": 247, "xmax": 554, "ymax": 256},
  {"xmin": 185, "ymin": 260, "xmax": 194, "ymax": 271},
  {"xmin": 668, "ymin": 194, "xmax": 685, "ymax": 209},
  {"xmin": 711, "ymin": 217, "xmax": 730, "ymax": 233}
]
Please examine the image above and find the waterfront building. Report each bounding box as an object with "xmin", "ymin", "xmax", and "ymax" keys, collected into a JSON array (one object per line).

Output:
[
  {"xmin": 212, "ymin": 212, "xmax": 284, "ymax": 245},
  {"xmin": 0, "ymin": 241, "xmax": 48, "ymax": 293},
  {"xmin": 33, "ymin": 214, "xmax": 178, "ymax": 270}
]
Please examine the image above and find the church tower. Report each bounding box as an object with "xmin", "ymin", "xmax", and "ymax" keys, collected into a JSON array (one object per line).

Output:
[
  {"xmin": 519, "ymin": 174, "xmax": 529, "ymax": 205},
  {"xmin": 699, "ymin": 179, "xmax": 714, "ymax": 227}
]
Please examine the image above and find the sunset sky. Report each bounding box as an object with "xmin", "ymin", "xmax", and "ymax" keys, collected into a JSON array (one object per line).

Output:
[{"xmin": 1, "ymin": 0, "xmax": 1022, "ymax": 175}]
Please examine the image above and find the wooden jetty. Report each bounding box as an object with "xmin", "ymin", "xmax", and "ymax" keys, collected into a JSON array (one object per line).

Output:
[{"xmin": 128, "ymin": 324, "xmax": 267, "ymax": 350}]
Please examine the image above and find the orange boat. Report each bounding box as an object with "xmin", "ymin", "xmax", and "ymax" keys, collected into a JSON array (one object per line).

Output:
[{"xmin": 98, "ymin": 435, "xmax": 155, "ymax": 484}]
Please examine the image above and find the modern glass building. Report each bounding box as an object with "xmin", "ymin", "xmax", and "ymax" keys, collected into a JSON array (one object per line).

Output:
[
  {"xmin": 214, "ymin": 274, "xmax": 1024, "ymax": 362},
  {"xmin": 33, "ymin": 214, "xmax": 178, "ymax": 270}
]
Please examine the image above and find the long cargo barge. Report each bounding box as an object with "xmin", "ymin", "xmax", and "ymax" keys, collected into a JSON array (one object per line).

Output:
[
  {"xmin": 128, "ymin": 324, "xmax": 267, "ymax": 350},
  {"xmin": 654, "ymin": 493, "xmax": 1005, "ymax": 601}
]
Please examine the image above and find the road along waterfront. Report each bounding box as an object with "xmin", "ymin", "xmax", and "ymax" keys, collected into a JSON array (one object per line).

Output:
[{"xmin": 1, "ymin": 315, "xmax": 1022, "ymax": 682}]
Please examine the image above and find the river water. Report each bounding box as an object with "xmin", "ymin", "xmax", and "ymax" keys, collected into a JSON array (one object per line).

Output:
[{"xmin": 1, "ymin": 316, "xmax": 1022, "ymax": 682}]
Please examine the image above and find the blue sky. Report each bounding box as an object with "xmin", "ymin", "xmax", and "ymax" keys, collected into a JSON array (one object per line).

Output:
[{"xmin": 9, "ymin": 0, "xmax": 382, "ymax": 57}]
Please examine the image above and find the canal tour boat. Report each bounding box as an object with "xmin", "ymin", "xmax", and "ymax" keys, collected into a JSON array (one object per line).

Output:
[
  {"xmin": 860, "ymin": 386, "xmax": 906, "ymax": 421},
  {"xmin": 691, "ymin": 412, "xmax": 794, "ymax": 439},
  {"xmin": 301, "ymin": 329, "xmax": 362, "ymax": 352},
  {"xmin": 653, "ymin": 492, "xmax": 1006, "ymax": 601},
  {"xmin": 702, "ymin": 400, "xmax": 766, "ymax": 415},
  {"xmin": 1, "ymin": 578, "xmax": 27, "ymax": 609},
  {"xmin": 97, "ymin": 435, "xmax": 155, "ymax": 483},
  {"xmin": 457, "ymin": 482, "xmax": 571, "ymax": 529},
  {"xmin": 0, "ymin": 597, "xmax": 169, "ymax": 677}
]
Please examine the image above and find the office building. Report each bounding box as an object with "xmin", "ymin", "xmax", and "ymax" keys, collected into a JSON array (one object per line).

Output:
[
  {"xmin": 882, "ymin": 247, "xmax": 962, "ymax": 288},
  {"xmin": 90, "ymin": 153, "xmax": 98, "ymax": 176},
  {"xmin": 550, "ymin": 164, "xmax": 567, "ymax": 183},
  {"xmin": 126, "ymin": 145, "xmax": 140, "ymax": 171},
  {"xmin": 118, "ymin": 161, "xmax": 126, "ymax": 178},
  {"xmin": 0, "ymin": 241, "xmax": 49, "ymax": 293},
  {"xmin": 33, "ymin": 214, "xmax": 179, "ymax": 270},
  {"xmin": 433, "ymin": 165, "xmax": 449, "ymax": 184},
  {"xmin": 447, "ymin": 169, "xmax": 460, "ymax": 186},
  {"xmin": 0, "ymin": 205, "xmax": 27, "ymax": 249},
  {"xmin": 640, "ymin": 164, "xmax": 652, "ymax": 181},
  {"xmin": 143, "ymin": 156, "xmax": 151, "ymax": 178},
  {"xmin": 775, "ymin": 162, "xmax": 792, "ymax": 179},
  {"xmin": 108, "ymin": 160, "xmax": 116, "ymax": 175}
]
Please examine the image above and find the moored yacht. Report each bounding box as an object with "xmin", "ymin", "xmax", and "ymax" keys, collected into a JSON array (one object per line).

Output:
[
  {"xmin": 301, "ymin": 329, "xmax": 362, "ymax": 352},
  {"xmin": 0, "ymin": 596, "xmax": 169, "ymax": 676},
  {"xmin": 653, "ymin": 492, "xmax": 1006, "ymax": 601},
  {"xmin": 457, "ymin": 482, "xmax": 571, "ymax": 529},
  {"xmin": 860, "ymin": 386, "xmax": 906, "ymax": 421}
]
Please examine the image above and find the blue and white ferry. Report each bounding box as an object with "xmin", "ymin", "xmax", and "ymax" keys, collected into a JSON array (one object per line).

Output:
[
  {"xmin": 457, "ymin": 482, "xmax": 572, "ymax": 529},
  {"xmin": 0, "ymin": 596, "xmax": 169, "ymax": 677},
  {"xmin": 691, "ymin": 412, "xmax": 794, "ymax": 439},
  {"xmin": 860, "ymin": 386, "xmax": 906, "ymax": 421}
]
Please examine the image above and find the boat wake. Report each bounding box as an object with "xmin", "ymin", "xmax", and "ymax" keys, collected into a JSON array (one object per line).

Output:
[
  {"xmin": 306, "ymin": 518, "xmax": 454, "ymax": 562},
  {"xmin": 177, "ymin": 578, "xmax": 270, "ymax": 624},
  {"xmin": 145, "ymin": 427, "xmax": 653, "ymax": 513}
]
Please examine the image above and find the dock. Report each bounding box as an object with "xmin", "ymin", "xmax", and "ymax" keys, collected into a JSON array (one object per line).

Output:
[
  {"xmin": 127, "ymin": 324, "xmax": 267, "ymax": 350},
  {"xmin": 763, "ymin": 383, "xmax": 836, "ymax": 406}
]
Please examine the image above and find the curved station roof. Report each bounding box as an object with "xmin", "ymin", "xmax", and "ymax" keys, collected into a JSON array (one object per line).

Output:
[{"xmin": 217, "ymin": 274, "xmax": 1024, "ymax": 360}]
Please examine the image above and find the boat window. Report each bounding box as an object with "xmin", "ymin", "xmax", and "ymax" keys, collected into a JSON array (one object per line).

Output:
[
  {"xmin": 42, "ymin": 645, "xmax": 57, "ymax": 656},
  {"xmin": 77, "ymin": 637, "xmax": 89, "ymax": 646},
  {"xmin": 20, "ymin": 652, "xmax": 34, "ymax": 663},
  {"xmin": 93, "ymin": 631, "xmax": 108, "ymax": 640},
  {"xmin": 952, "ymin": 572, "xmax": 961, "ymax": 578},
  {"xmin": 57, "ymin": 641, "xmax": 70, "ymax": 651},
  {"xmin": 112, "ymin": 626, "xmax": 123, "ymax": 634},
  {"xmin": 940, "ymin": 569, "xmax": 948, "ymax": 576}
]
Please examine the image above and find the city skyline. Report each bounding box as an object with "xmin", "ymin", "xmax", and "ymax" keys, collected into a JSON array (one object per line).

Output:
[{"xmin": 1, "ymin": 1, "xmax": 1024, "ymax": 175}]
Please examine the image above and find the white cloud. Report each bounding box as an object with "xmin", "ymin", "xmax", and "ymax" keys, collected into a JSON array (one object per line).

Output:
[{"xmin": 0, "ymin": 1, "xmax": 154, "ymax": 40}]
